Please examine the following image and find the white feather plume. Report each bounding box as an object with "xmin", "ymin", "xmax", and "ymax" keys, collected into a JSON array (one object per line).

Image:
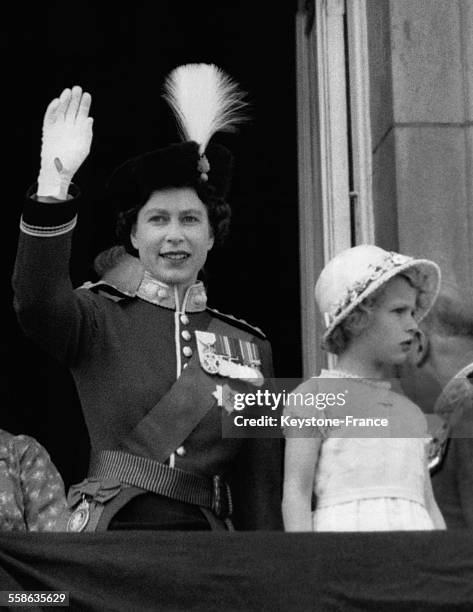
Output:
[{"xmin": 163, "ymin": 63, "xmax": 247, "ymax": 155}]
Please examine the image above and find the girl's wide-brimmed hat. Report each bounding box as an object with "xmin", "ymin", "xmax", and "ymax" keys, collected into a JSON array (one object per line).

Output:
[
  {"xmin": 107, "ymin": 63, "xmax": 247, "ymax": 213},
  {"xmin": 315, "ymin": 244, "xmax": 441, "ymax": 350}
]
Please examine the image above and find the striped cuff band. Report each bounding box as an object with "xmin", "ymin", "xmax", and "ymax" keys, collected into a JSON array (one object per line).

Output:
[{"xmin": 20, "ymin": 215, "xmax": 77, "ymax": 237}]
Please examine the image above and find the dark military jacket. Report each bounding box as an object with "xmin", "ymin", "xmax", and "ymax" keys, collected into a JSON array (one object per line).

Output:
[{"xmin": 13, "ymin": 191, "xmax": 282, "ymax": 530}]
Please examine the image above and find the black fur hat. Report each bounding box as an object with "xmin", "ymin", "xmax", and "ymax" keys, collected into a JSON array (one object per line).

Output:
[
  {"xmin": 110, "ymin": 63, "xmax": 246, "ymax": 251},
  {"xmin": 108, "ymin": 63, "xmax": 245, "ymax": 212},
  {"xmin": 106, "ymin": 140, "xmax": 233, "ymax": 214}
]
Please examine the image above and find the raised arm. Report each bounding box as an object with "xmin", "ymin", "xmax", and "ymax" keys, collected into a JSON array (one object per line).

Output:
[
  {"xmin": 37, "ymin": 86, "xmax": 93, "ymax": 200},
  {"xmin": 13, "ymin": 86, "xmax": 98, "ymax": 365}
]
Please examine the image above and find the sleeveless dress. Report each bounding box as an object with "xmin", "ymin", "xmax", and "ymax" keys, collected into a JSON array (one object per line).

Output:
[{"xmin": 284, "ymin": 370, "xmax": 443, "ymax": 531}]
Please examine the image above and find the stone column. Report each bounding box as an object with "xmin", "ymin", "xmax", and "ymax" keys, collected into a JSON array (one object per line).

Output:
[{"xmin": 368, "ymin": 0, "xmax": 473, "ymax": 298}]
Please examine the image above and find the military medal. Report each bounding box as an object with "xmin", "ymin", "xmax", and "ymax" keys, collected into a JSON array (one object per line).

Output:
[
  {"xmin": 202, "ymin": 352, "xmax": 220, "ymax": 374},
  {"xmin": 196, "ymin": 331, "xmax": 218, "ymax": 374},
  {"xmin": 196, "ymin": 330, "xmax": 264, "ymax": 386},
  {"xmin": 218, "ymin": 357, "xmax": 241, "ymax": 379},
  {"xmin": 67, "ymin": 495, "xmax": 90, "ymax": 532}
]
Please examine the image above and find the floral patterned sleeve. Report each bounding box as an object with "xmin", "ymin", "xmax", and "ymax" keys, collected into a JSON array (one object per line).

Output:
[{"xmin": 17, "ymin": 435, "xmax": 68, "ymax": 532}]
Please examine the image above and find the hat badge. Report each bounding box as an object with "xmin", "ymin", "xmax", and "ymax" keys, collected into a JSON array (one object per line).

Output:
[{"xmin": 197, "ymin": 155, "xmax": 210, "ymax": 182}]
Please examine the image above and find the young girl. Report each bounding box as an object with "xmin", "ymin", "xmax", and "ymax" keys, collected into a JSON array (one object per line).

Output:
[{"xmin": 282, "ymin": 244, "xmax": 446, "ymax": 532}]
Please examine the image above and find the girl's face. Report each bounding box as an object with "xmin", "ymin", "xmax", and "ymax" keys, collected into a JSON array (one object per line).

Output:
[
  {"xmin": 357, "ymin": 276, "xmax": 419, "ymax": 367},
  {"xmin": 130, "ymin": 187, "xmax": 214, "ymax": 291}
]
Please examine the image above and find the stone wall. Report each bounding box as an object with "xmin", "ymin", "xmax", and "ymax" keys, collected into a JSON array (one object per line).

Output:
[{"xmin": 367, "ymin": 0, "xmax": 473, "ymax": 299}]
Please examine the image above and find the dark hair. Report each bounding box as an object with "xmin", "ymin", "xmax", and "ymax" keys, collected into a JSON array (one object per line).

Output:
[
  {"xmin": 421, "ymin": 293, "xmax": 473, "ymax": 338},
  {"xmin": 326, "ymin": 297, "xmax": 377, "ymax": 355},
  {"xmin": 115, "ymin": 183, "xmax": 231, "ymax": 256},
  {"xmin": 93, "ymin": 245, "xmax": 129, "ymax": 277}
]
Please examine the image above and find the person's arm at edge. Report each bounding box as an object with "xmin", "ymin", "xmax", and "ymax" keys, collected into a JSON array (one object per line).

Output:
[
  {"xmin": 18, "ymin": 436, "xmax": 68, "ymax": 532},
  {"xmin": 282, "ymin": 435, "xmax": 320, "ymax": 532},
  {"xmin": 424, "ymin": 459, "xmax": 446, "ymax": 529}
]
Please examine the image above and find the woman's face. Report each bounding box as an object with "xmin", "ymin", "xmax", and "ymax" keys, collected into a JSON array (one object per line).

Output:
[{"xmin": 130, "ymin": 187, "xmax": 214, "ymax": 290}]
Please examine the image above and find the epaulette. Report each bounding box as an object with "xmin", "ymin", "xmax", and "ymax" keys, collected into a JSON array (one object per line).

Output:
[
  {"xmin": 206, "ymin": 307, "xmax": 267, "ymax": 339},
  {"xmin": 77, "ymin": 281, "xmax": 135, "ymax": 303}
]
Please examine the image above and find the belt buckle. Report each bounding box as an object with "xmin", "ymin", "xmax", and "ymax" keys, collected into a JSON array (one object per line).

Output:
[{"xmin": 212, "ymin": 475, "xmax": 232, "ymax": 519}]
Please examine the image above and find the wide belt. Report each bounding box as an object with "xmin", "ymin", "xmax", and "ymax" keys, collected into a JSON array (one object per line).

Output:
[{"xmin": 88, "ymin": 450, "xmax": 232, "ymax": 519}]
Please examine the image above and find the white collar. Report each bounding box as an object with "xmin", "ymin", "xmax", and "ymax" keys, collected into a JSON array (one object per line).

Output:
[{"xmin": 136, "ymin": 271, "xmax": 207, "ymax": 312}]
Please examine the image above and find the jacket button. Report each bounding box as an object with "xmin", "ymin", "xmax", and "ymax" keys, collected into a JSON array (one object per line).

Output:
[
  {"xmin": 181, "ymin": 330, "xmax": 191, "ymax": 341},
  {"xmin": 176, "ymin": 446, "xmax": 186, "ymax": 457},
  {"xmin": 183, "ymin": 346, "xmax": 193, "ymax": 357},
  {"xmin": 180, "ymin": 314, "xmax": 189, "ymax": 325}
]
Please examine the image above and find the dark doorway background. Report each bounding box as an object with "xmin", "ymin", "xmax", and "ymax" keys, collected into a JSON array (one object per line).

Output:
[{"xmin": 2, "ymin": 1, "xmax": 301, "ymax": 486}]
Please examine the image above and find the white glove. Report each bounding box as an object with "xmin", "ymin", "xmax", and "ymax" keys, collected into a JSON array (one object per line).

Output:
[{"xmin": 37, "ymin": 86, "xmax": 93, "ymax": 200}]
